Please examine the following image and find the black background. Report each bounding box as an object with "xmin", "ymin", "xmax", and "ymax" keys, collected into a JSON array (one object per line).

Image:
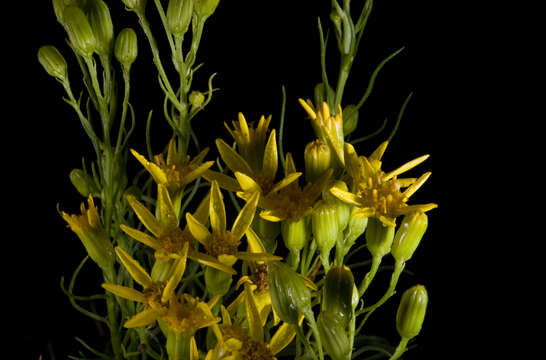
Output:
[{"xmin": 6, "ymin": 0, "xmax": 479, "ymax": 359}]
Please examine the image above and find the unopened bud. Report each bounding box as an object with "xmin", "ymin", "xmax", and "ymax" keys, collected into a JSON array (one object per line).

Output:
[
  {"xmin": 312, "ymin": 200, "xmax": 340, "ymax": 265},
  {"xmin": 121, "ymin": 0, "xmax": 147, "ymax": 12},
  {"xmin": 38, "ymin": 46, "xmax": 68, "ymax": 81},
  {"xmin": 344, "ymin": 207, "xmax": 368, "ymax": 249},
  {"xmin": 86, "ymin": 0, "xmax": 114, "ymax": 56},
  {"xmin": 204, "ymin": 266, "xmax": 232, "ymax": 297},
  {"xmin": 317, "ymin": 312, "xmax": 351, "ymax": 360},
  {"xmin": 342, "ymin": 104, "xmax": 359, "ymax": 136},
  {"xmin": 268, "ymin": 261, "xmax": 312, "ymax": 325},
  {"xmin": 314, "ymin": 82, "xmax": 335, "ymax": 108},
  {"xmin": 69, "ymin": 169, "xmax": 98, "ymax": 197},
  {"xmin": 194, "ymin": 0, "xmax": 220, "ymax": 20},
  {"xmin": 396, "ymin": 285, "xmax": 428, "ymax": 339},
  {"xmin": 115, "ymin": 28, "xmax": 138, "ymax": 68},
  {"xmin": 167, "ymin": 0, "xmax": 193, "ymax": 37},
  {"xmin": 281, "ymin": 217, "xmax": 308, "ymax": 253},
  {"xmin": 304, "ymin": 140, "xmax": 332, "ymax": 183},
  {"xmin": 392, "ymin": 212, "xmax": 428, "ymax": 263},
  {"xmin": 365, "ymin": 218, "xmax": 394, "ymax": 258},
  {"xmin": 63, "ymin": 5, "xmax": 96, "ymax": 57},
  {"xmin": 189, "ymin": 91, "xmax": 205, "ymax": 108},
  {"xmin": 322, "ymin": 266, "xmax": 355, "ymax": 325},
  {"xmin": 323, "ymin": 180, "xmax": 351, "ymax": 232}
]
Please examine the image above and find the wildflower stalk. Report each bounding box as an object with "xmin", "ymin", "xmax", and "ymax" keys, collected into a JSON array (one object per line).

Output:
[
  {"xmin": 388, "ymin": 337, "xmax": 409, "ymax": 360},
  {"xmin": 357, "ymin": 254, "xmax": 382, "ymax": 297}
]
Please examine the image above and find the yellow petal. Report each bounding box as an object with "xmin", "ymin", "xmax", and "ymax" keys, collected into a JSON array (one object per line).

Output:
[
  {"xmin": 231, "ymin": 192, "xmax": 259, "ymax": 241},
  {"xmin": 305, "ymin": 168, "xmax": 333, "ymax": 200},
  {"xmin": 185, "ymin": 213, "xmax": 211, "ymax": 246},
  {"xmin": 124, "ymin": 308, "xmax": 160, "ymax": 328},
  {"xmin": 157, "ymin": 184, "xmax": 178, "ymax": 230},
  {"xmin": 115, "ymin": 246, "xmax": 153, "ymax": 287},
  {"xmin": 131, "ymin": 149, "xmax": 168, "ymax": 185},
  {"xmin": 237, "ymin": 112, "xmax": 250, "ymax": 141},
  {"xmin": 369, "ymin": 141, "xmax": 389, "ymax": 162},
  {"xmin": 329, "ymin": 187, "xmax": 361, "ymax": 207},
  {"xmin": 353, "ymin": 208, "xmax": 375, "ymax": 218},
  {"xmin": 261, "ymin": 130, "xmax": 278, "ymax": 182},
  {"xmin": 259, "ymin": 210, "xmax": 283, "ymax": 222},
  {"xmin": 298, "ymin": 98, "xmax": 316, "ymax": 119},
  {"xmin": 221, "ymin": 305, "xmax": 232, "ymax": 326},
  {"xmin": 190, "ymin": 336, "xmax": 198, "ymax": 360},
  {"xmin": 120, "ymin": 224, "xmax": 161, "ymax": 250},
  {"xmin": 395, "ymin": 203, "xmax": 438, "ymax": 216},
  {"xmin": 162, "ymin": 242, "xmax": 189, "ymax": 303},
  {"xmin": 183, "ymin": 160, "xmax": 214, "ymax": 185},
  {"xmin": 202, "ymin": 169, "xmax": 241, "ymax": 192},
  {"xmin": 284, "ymin": 152, "xmax": 296, "ymax": 176},
  {"xmin": 244, "ymin": 283, "xmax": 264, "ymax": 342},
  {"xmin": 268, "ymin": 322, "xmax": 297, "ymax": 355},
  {"xmin": 215, "ymin": 138, "xmax": 253, "ymax": 175},
  {"xmin": 188, "ymin": 248, "xmax": 237, "ymax": 275},
  {"xmin": 402, "ymin": 172, "xmax": 431, "ymax": 199},
  {"xmin": 236, "ymin": 251, "xmax": 282, "ymax": 263},
  {"xmin": 270, "ymin": 172, "xmax": 302, "ymax": 194},
  {"xmin": 165, "ymin": 138, "xmax": 178, "ymax": 166},
  {"xmin": 234, "ymin": 171, "xmax": 261, "ymax": 193},
  {"xmin": 101, "ymin": 283, "xmax": 147, "ymax": 303},
  {"xmin": 125, "ymin": 195, "xmax": 161, "ymax": 237},
  {"xmin": 218, "ymin": 254, "xmax": 238, "ymax": 267},
  {"xmin": 383, "ymin": 154, "xmax": 430, "ymax": 181},
  {"xmin": 190, "ymin": 147, "xmax": 211, "ymax": 166},
  {"xmin": 245, "ymin": 228, "xmax": 266, "ymax": 254},
  {"xmin": 209, "ymin": 181, "xmax": 227, "ymax": 234}
]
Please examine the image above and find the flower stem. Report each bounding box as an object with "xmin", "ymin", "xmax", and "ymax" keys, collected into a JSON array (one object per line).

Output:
[
  {"xmin": 389, "ymin": 337, "xmax": 409, "ymax": 360},
  {"xmin": 358, "ymin": 254, "xmax": 382, "ymax": 297}
]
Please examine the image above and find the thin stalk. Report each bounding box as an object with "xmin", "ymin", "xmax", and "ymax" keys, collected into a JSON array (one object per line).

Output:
[
  {"xmin": 388, "ymin": 337, "xmax": 409, "ymax": 360},
  {"xmin": 358, "ymin": 254, "xmax": 382, "ymax": 297}
]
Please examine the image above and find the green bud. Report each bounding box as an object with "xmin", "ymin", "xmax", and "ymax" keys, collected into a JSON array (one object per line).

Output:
[
  {"xmin": 114, "ymin": 28, "xmax": 138, "ymax": 68},
  {"xmin": 317, "ymin": 312, "xmax": 351, "ymax": 360},
  {"xmin": 204, "ymin": 266, "xmax": 232, "ymax": 297},
  {"xmin": 312, "ymin": 200, "xmax": 340, "ymax": 265},
  {"xmin": 323, "ymin": 180, "xmax": 351, "ymax": 232},
  {"xmin": 322, "ymin": 266, "xmax": 355, "ymax": 325},
  {"xmin": 194, "ymin": 0, "xmax": 220, "ymax": 19},
  {"xmin": 38, "ymin": 46, "xmax": 68, "ymax": 81},
  {"xmin": 268, "ymin": 261, "xmax": 312, "ymax": 325},
  {"xmin": 396, "ymin": 285, "xmax": 428, "ymax": 339},
  {"xmin": 313, "ymin": 82, "xmax": 335, "ymax": 108},
  {"xmin": 63, "ymin": 5, "xmax": 96, "ymax": 57},
  {"xmin": 366, "ymin": 218, "xmax": 395, "ymax": 258},
  {"xmin": 342, "ymin": 104, "xmax": 359, "ymax": 136},
  {"xmin": 121, "ymin": 0, "xmax": 147, "ymax": 12},
  {"xmin": 392, "ymin": 212, "xmax": 428, "ymax": 263},
  {"xmin": 304, "ymin": 140, "xmax": 332, "ymax": 183},
  {"xmin": 69, "ymin": 168, "xmax": 98, "ymax": 197},
  {"xmin": 281, "ymin": 217, "xmax": 308, "ymax": 253},
  {"xmin": 167, "ymin": 0, "xmax": 194, "ymax": 37},
  {"xmin": 189, "ymin": 90, "xmax": 205, "ymax": 108},
  {"xmin": 85, "ymin": 0, "xmax": 114, "ymax": 56},
  {"xmin": 343, "ymin": 208, "xmax": 368, "ymax": 249}
]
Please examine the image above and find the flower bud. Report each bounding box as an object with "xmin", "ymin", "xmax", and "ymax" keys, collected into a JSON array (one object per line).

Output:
[
  {"xmin": 392, "ymin": 212, "xmax": 428, "ymax": 263},
  {"xmin": 268, "ymin": 261, "xmax": 312, "ymax": 325},
  {"xmin": 343, "ymin": 208, "xmax": 368, "ymax": 249},
  {"xmin": 365, "ymin": 218, "xmax": 394, "ymax": 258},
  {"xmin": 396, "ymin": 285, "xmax": 428, "ymax": 339},
  {"xmin": 304, "ymin": 139, "xmax": 332, "ymax": 183},
  {"xmin": 322, "ymin": 266, "xmax": 355, "ymax": 325},
  {"xmin": 281, "ymin": 217, "xmax": 308, "ymax": 253},
  {"xmin": 342, "ymin": 104, "xmax": 359, "ymax": 136},
  {"xmin": 85, "ymin": 0, "xmax": 114, "ymax": 56},
  {"xmin": 314, "ymin": 82, "xmax": 335, "ymax": 108},
  {"xmin": 38, "ymin": 46, "xmax": 68, "ymax": 81},
  {"xmin": 323, "ymin": 180, "xmax": 351, "ymax": 232},
  {"xmin": 53, "ymin": 0, "xmax": 77, "ymax": 24},
  {"xmin": 121, "ymin": 0, "xmax": 147, "ymax": 12},
  {"xmin": 189, "ymin": 90, "xmax": 205, "ymax": 108},
  {"xmin": 63, "ymin": 5, "xmax": 96, "ymax": 57},
  {"xmin": 167, "ymin": 0, "xmax": 193, "ymax": 37},
  {"xmin": 204, "ymin": 266, "xmax": 232, "ymax": 297},
  {"xmin": 69, "ymin": 168, "xmax": 98, "ymax": 197},
  {"xmin": 312, "ymin": 200, "xmax": 340, "ymax": 265},
  {"xmin": 317, "ymin": 312, "xmax": 351, "ymax": 360},
  {"xmin": 115, "ymin": 28, "xmax": 138, "ymax": 68},
  {"xmin": 194, "ymin": 0, "xmax": 220, "ymax": 20}
]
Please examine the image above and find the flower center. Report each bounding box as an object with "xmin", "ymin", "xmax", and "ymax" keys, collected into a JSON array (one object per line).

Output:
[
  {"xmin": 252, "ymin": 264, "xmax": 269, "ymax": 292},
  {"xmin": 157, "ymin": 228, "xmax": 190, "ymax": 258},
  {"xmin": 358, "ymin": 173, "xmax": 406, "ymax": 216},
  {"xmin": 143, "ymin": 282, "xmax": 167, "ymax": 309},
  {"xmin": 205, "ymin": 231, "xmax": 240, "ymax": 258}
]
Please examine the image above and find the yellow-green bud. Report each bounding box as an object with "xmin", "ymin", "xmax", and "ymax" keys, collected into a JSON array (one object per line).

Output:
[
  {"xmin": 342, "ymin": 104, "xmax": 359, "ymax": 136},
  {"xmin": 317, "ymin": 312, "xmax": 351, "ymax": 360},
  {"xmin": 167, "ymin": 0, "xmax": 194, "ymax": 37},
  {"xmin": 69, "ymin": 168, "xmax": 98, "ymax": 197},
  {"xmin": 281, "ymin": 217, "xmax": 308, "ymax": 253},
  {"xmin": 53, "ymin": 0, "xmax": 76, "ymax": 24},
  {"xmin": 194, "ymin": 0, "xmax": 220, "ymax": 19},
  {"xmin": 204, "ymin": 266, "xmax": 232, "ymax": 297},
  {"xmin": 396, "ymin": 285, "xmax": 428, "ymax": 339},
  {"xmin": 121, "ymin": 0, "xmax": 147, "ymax": 12},
  {"xmin": 85, "ymin": 0, "xmax": 114, "ymax": 56},
  {"xmin": 392, "ymin": 212, "xmax": 428, "ymax": 263},
  {"xmin": 322, "ymin": 266, "xmax": 355, "ymax": 325},
  {"xmin": 38, "ymin": 46, "xmax": 68, "ymax": 81},
  {"xmin": 115, "ymin": 28, "xmax": 138, "ymax": 68},
  {"xmin": 189, "ymin": 90, "xmax": 205, "ymax": 108},
  {"xmin": 344, "ymin": 208, "xmax": 368, "ymax": 248},
  {"xmin": 312, "ymin": 200, "xmax": 340, "ymax": 264},
  {"xmin": 304, "ymin": 139, "xmax": 332, "ymax": 183},
  {"xmin": 314, "ymin": 82, "xmax": 335, "ymax": 108},
  {"xmin": 268, "ymin": 261, "xmax": 312, "ymax": 325},
  {"xmin": 365, "ymin": 218, "xmax": 395, "ymax": 258},
  {"xmin": 63, "ymin": 5, "xmax": 96, "ymax": 57},
  {"xmin": 323, "ymin": 180, "xmax": 351, "ymax": 232}
]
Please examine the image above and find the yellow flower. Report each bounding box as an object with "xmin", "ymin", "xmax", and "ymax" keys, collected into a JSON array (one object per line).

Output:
[
  {"xmin": 330, "ymin": 141, "xmax": 437, "ymax": 227},
  {"xmin": 205, "ymin": 285, "xmax": 301, "ymax": 360},
  {"xmin": 298, "ymin": 99, "xmax": 345, "ymax": 167},
  {"xmin": 186, "ymin": 181, "xmax": 282, "ymax": 269},
  {"xmin": 253, "ymin": 153, "xmax": 333, "ymax": 223},
  {"xmin": 120, "ymin": 184, "xmax": 236, "ymax": 274},
  {"xmin": 61, "ymin": 196, "xmax": 114, "ymax": 271},
  {"xmin": 160, "ymin": 294, "xmax": 220, "ymax": 335},
  {"xmin": 224, "ymin": 112, "xmax": 272, "ymax": 173},
  {"xmin": 101, "ymin": 244, "xmax": 189, "ymax": 327},
  {"xmin": 130, "ymin": 138, "xmax": 213, "ymax": 194}
]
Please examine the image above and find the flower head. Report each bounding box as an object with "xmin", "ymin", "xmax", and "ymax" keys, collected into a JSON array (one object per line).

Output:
[
  {"xmin": 330, "ymin": 142, "xmax": 437, "ymax": 227},
  {"xmin": 121, "ymin": 184, "xmax": 236, "ymax": 274},
  {"xmin": 186, "ymin": 181, "xmax": 282, "ymax": 270},
  {"xmin": 161, "ymin": 294, "xmax": 220, "ymax": 335}
]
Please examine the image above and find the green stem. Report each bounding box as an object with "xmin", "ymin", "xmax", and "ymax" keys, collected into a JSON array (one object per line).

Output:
[
  {"xmin": 389, "ymin": 337, "xmax": 409, "ymax": 360},
  {"xmin": 104, "ymin": 266, "xmax": 122, "ymax": 359},
  {"xmin": 358, "ymin": 254, "xmax": 382, "ymax": 297},
  {"xmin": 294, "ymin": 323, "xmax": 319, "ymax": 360},
  {"xmin": 334, "ymin": 54, "xmax": 354, "ymax": 109},
  {"xmin": 305, "ymin": 312, "xmax": 325, "ymax": 360}
]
